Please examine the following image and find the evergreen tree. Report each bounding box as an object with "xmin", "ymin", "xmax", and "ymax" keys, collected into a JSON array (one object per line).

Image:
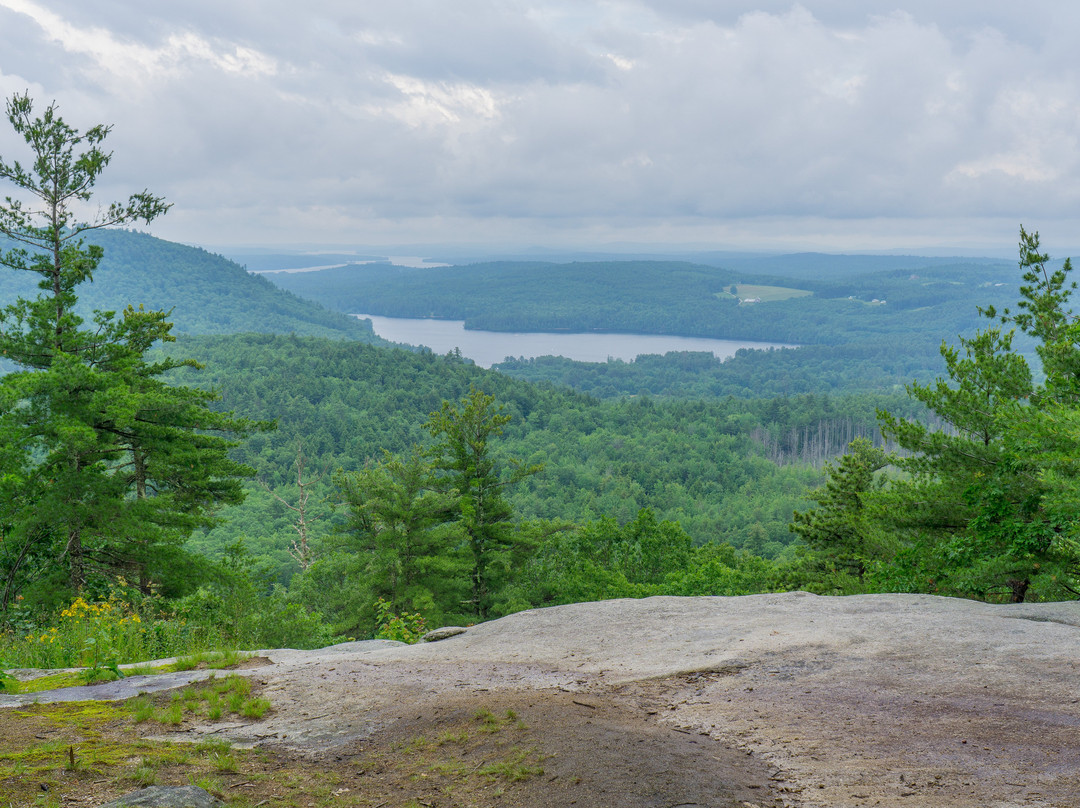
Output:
[
  {"xmin": 790, "ymin": 438, "xmax": 893, "ymax": 582},
  {"xmin": 425, "ymin": 388, "xmax": 542, "ymax": 618},
  {"xmin": 876, "ymin": 228, "xmax": 1080, "ymax": 601},
  {"xmin": 333, "ymin": 446, "xmax": 465, "ymax": 622},
  {"xmin": 0, "ymin": 93, "xmax": 257, "ymax": 608}
]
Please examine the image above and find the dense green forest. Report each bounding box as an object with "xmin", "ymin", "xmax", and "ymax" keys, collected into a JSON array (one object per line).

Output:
[
  {"xmin": 0, "ymin": 229, "xmax": 382, "ymax": 340},
  {"xmin": 1, "ymin": 97, "xmax": 1077, "ymax": 677},
  {"xmin": 267, "ymin": 256, "xmax": 1032, "ymax": 394},
  {"xmin": 169, "ymin": 334, "xmax": 923, "ymax": 579},
  {"xmin": 267, "ymin": 257, "xmax": 1019, "ymax": 346}
]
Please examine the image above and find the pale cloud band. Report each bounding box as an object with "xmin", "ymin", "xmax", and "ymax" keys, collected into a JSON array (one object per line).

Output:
[{"xmin": 0, "ymin": 0, "xmax": 1076, "ymax": 251}]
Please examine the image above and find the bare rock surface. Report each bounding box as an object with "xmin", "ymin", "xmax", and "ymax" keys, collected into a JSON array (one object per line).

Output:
[
  {"xmin": 98, "ymin": 785, "xmax": 223, "ymax": 807},
  {"xmin": 8, "ymin": 592, "xmax": 1080, "ymax": 807}
]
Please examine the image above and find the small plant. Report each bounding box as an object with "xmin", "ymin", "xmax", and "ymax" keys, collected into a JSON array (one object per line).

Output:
[
  {"xmin": 161, "ymin": 702, "xmax": 184, "ymax": 725},
  {"xmin": 473, "ymin": 708, "xmax": 501, "ymax": 733},
  {"xmin": 130, "ymin": 697, "xmax": 156, "ymax": 723},
  {"xmin": 240, "ymin": 697, "xmax": 271, "ymax": 719},
  {"xmin": 437, "ymin": 729, "xmax": 469, "ymax": 745},
  {"xmin": 188, "ymin": 773, "xmax": 224, "ymax": 795},
  {"xmin": 373, "ymin": 598, "xmax": 427, "ymax": 644},
  {"xmin": 0, "ymin": 669, "xmax": 20, "ymax": 694},
  {"xmin": 172, "ymin": 649, "xmax": 251, "ymax": 672},
  {"xmin": 130, "ymin": 674, "xmax": 270, "ymax": 725},
  {"xmin": 479, "ymin": 747, "xmax": 544, "ymax": 782},
  {"xmin": 131, "ymin": 763, "xmax": 158, "ymax": 787}
]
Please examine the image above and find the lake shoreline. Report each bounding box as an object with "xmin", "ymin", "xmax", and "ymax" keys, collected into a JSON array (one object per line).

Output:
[{"xmin": 354, "ymin": 313, "xmax": 797, "ymax": 368}]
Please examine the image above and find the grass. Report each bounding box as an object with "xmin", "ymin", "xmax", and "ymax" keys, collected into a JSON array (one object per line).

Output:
[
  {"xmin": 1, "ymin": 649, "xmax": 253, "ymax": 696},
  {"xmin": 2, "ymin": 695, "xmax": 553, "ymax": 808},
  {"xmin": 729, "ymin": 284, "xmax": 813, "ymax": 302},
  {"xmin": 127, "ymin": 674, "xmax": 269, "ymax": 727},
  {"xmin": 479, "ymin": 746, "xmax": 545, "ymax": 782},
  {"xmin": 171, "ymin": 649, "xmax": 251, "ymax": 672}
]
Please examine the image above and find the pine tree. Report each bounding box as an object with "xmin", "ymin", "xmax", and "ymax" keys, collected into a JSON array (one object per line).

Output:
[
  {"xmin": 425, "ymin": 388, "xmax": 542, "ymax": 618},
  {"xmin": 790, "ymin": 438, "xmax": 893, "ymax": 581},
  {"xmin": 0, "ymin": 93, "xmax": 257, "ymax": 607},
  {"xmin": 876, "ymin": 228, "xmax": 1080, "ymax": 601},
  {"xmin": 334, "ymin": 445, "xmax": 464, "ymax": 621}
]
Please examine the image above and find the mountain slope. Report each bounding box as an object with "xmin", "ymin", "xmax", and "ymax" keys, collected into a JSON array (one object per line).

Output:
[{"xmin": 0, "ymin": 229, "xmax": 382, "ymax": 340}]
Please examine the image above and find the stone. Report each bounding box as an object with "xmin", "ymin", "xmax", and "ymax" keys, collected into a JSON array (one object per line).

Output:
[
  {"xmin": 421, "ymin": 626, "xmax": 467, "ymax": 642},
  {"xmin": 99, "ymin": 785, "xmax": 223, "ymax": 808}
]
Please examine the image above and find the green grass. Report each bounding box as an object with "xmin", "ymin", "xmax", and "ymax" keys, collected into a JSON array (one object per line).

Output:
[
  {"xmin": 1, "ymin": 649, "xmax": 250, "ymax": 696},
  {"xmin": 478, "ymin": 747, "xmax": 544, "ymax": 782},
  {"xmin": 171, "ymin": 649, "xmax": 250, "ymax": 672},
  {"xmin": 128, "ymin": 674, "xmax": 270, "ymax": 727},
  {"xmin": 731, "ymin": 284, "xmax": 813, "ymax": 302}
]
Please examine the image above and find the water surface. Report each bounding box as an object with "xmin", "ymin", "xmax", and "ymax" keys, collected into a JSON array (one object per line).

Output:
[{"xmin": 357, "ymin": 314, "xmax": 794, "ymax": 368}]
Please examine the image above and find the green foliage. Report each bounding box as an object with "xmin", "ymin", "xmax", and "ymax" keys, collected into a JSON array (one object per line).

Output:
[
  {"xmin": 162, "ymin": 333, "xmax": 840, "ymax": 632},
  {"xmin": 0, "ymin": 94, "xmax": 261, "ymax": 612},
  {"xmin": 806, "ymin": 227, "xmax": 1080, "ymax": 602},
  {"xmin": 373, "ymin": 598, "xmax": 428, "ymax": 644},
  {"xmin": 790, "ymin": 439, "xmax": 894, "ymax": 582},
  {"xmin": 334, "ymin": 447, "xmax": 464, "ymax": 623},
  {"xmin": 172, "ymin": 541, "xmax": 338, "ymax": 650},
  {"xmin": 269, "ymin": 258, "xmax": 1018, "ymax": 349},
  {"xmin": 508, "ymin": 508, "xmax": 786, "ymax": 607},
  {"xmin": 426, "ymin": 388, "xmax": 543, "ymax": 619}
]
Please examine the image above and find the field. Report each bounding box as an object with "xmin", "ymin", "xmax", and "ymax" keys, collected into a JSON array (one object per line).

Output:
[{"xmin": 731, "ymin": 284, "xmax": 813, "ymax": 302}]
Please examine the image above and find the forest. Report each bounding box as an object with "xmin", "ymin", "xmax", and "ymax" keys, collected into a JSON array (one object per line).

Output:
[{"xmin": 0, "ymin": 96, "xmax": 1077, "ymax": 679}]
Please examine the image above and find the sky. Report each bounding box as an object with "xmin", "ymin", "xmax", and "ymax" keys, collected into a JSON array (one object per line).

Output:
[{"xmin": 1, "ymin": 0, "xmax": 1078, "ymax": 255}]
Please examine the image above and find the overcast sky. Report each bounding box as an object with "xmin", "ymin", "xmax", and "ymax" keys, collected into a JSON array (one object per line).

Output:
[{"xmin": 1, "ymin": 0, "xmax": 1078, "ymax": 255}]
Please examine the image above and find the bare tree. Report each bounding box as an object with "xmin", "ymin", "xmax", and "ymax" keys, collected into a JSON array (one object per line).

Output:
[{"xmin": 262, "ymin": 444, "xmax": 328, "ymax": 570}]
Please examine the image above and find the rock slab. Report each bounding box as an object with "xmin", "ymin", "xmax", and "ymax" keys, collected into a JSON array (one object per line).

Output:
[{"xmin": 99, "ymin": 785, "xmax": 223, "ymax": 808}]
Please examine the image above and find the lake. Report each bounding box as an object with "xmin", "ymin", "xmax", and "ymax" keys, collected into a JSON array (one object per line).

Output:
[{"xmin": 356, "ymin": 314, "xmax": 795, "ymax": 368}]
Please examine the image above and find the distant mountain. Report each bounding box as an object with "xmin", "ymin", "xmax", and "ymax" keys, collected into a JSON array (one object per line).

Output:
[
  {"xmin": 0, "ymin": 230, "xmax": 383, "ymax": 341},
  {"xmin": 264, "ymin": 257, "xmax": 1020, "ymax": 346}
]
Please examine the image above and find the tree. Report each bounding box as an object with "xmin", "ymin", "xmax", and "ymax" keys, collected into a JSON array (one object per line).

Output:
[
  {"xmin": 333, "ymin": 445, "xmax": 464, "ymax": 624},
  {"xmin": 425, "ymin": 388, "xmax": 541, "ymax": 618},
  {"xmin": 874, "ymin": 227, "xmax": 1080, "ymax": 601},
  {"xmin": 0, "ymin": 93, "xmax": 257, "ymax": 607},
  {"xmin": 261, "ymin": 443, "xmax": 328, "ymax": 571},
  {"xmin": 790, "ymin": 438, "xmax": 893, "ymax": 583}
]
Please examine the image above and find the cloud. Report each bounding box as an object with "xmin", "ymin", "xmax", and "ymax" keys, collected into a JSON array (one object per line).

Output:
[{"xmin": 1, "ymin": 0, "xmax": 1079, "ymax": 250}]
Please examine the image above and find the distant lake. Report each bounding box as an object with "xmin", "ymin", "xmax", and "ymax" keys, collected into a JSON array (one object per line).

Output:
[{"xmin": 356, "ymin": 314, "xmax": 795, "ymax": 368}]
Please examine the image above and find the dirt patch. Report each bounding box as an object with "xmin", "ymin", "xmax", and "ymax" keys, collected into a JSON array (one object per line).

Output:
[
  {"xmin": 0, "ymin": 686, "xmax": 778, "ymax": 807},
  {"xmin": 7, "ymin": 593, "xmax": 1080, "ymax": 808}
]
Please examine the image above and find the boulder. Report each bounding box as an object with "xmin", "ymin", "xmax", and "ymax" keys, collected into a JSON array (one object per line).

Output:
[{"xmin": 421, "ymin": 626, "xmax": 467, "ymax": 642}]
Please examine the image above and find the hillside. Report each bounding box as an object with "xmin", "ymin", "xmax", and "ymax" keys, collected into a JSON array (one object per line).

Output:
[
  {"xmin": 265, "ymin": 257, "xmax": 1019, "ymax": 346},
  {"xmin": 173, "ymin": 334, "xmax": 903, "ymax": 574},
  {"xmin": 0, "ymin": 229, "xmax": 383, "ymax": 340}
]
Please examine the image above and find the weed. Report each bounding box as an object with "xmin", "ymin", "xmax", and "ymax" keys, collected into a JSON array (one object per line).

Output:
[
  {"xmin": 130, "ymin": 673, "xmax": 269, "ymax": 726},
  {"xmin": 437, "ymin": 729, "xmax": 469, "ymax": 745},
  {"xmin": 171, "ymin": 649, "xmax": 251, "ymax": 672},
  {"xmin": 209, "ymin": 751, "xmax": 238, "ymax": 773},
  {"xmin": 473, "ymin": 708, "xmax": 502, "ymax": 733},
  {"xmin": 123, "ymin": 664, "xmax": 158, "ymax": 677},
  {"xmin": 373, "ymin": 598, "xmax": 427, "ymax": 644},
  {"xmin": 0, "ymin": 670, "xmax": 18, "ymax": 694},
  {"xmin": 161, "ymin": 702, "xmax": 184, "ymax": 725},
  {"xmin": 479, "ymin": 747, "xmax": 544, "ymax": 782},
  {"xmin": 131, "ymin": 763, "xmax": 158, "ymax": 786},
  {"xmin": 129, "ymin": 698, "xmax": 155, "ymax": 723},
  {"xmin": 189, "ymin": 773, "xmax": 224, "ymax": 795},
  {"xmin": 240, "ymin": 697, "xmax": 271, "ymax": 719}
]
